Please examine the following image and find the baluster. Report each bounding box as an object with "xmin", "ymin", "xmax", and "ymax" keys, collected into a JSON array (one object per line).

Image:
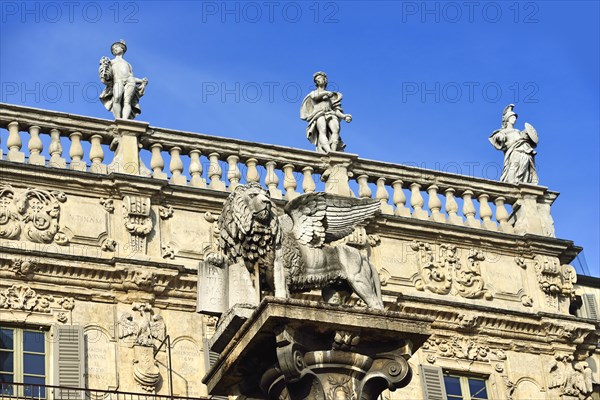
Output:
[
  {"xmin": 69, "ymin": 131, "xmax": 86, "ymax": 171},
  {"xmin": 246, "ymin": 158, "xmax": 260, "ymax": 184},
  {"xmin": 478, "ymin": 193, "xmax": 496, "ymax": 230},
  {"xmin": 89, "ymin": 134, "xmax": 107, "ymax": 174},
  {"xmin": 6, "ymin": 121, "xmax": 24, "ymax": 163},
  {"xmin": 150, "ymin": 143, "xmax": 167, "ymax": 179},
  {"xmin": 495, "ymin": 196, "xmax": 514, "ymax": 233},
  {"xmin": 376, "ymin": 178, "xmax": 394, "ymax": 214},
  {"xmin": 445, "ymin": 188, "xmax": 463, "ymax": 225},
  {"xmin": 189, "ymin": 150, "xmax": 206, "ymax": 188},
  {"xmin": 48, "ymin": 128, "xmax": 66, "ymax": 168},
  {"xmin": 410, "ymin": 183, "xmax": 428, "ymax": 220},
  {"xmin": 462, "ymin": 190, "xmax": 480, "ymax": 228},
  {"xmin": 302, "ymin": 166, "xmax": 316, "ymax": 194},
  {"xmin": 227, "ymin": 155, "xmax": 241, "ymax": 191},
  {"xmin": 169, "ymin": 146, "xmax": 186, "ymax": 185},
  {"xmin": 27, "ymin": 125, "xmax": 45, "ymax": 166},
  {"xmin": 392, "ymin": 180, "xmax": 411, "ymax": 217},
  {"xmin": 357, "ymin": 175, "xmax": 372, "ymax": 199},
  {"xmin": 265, "ymin": 161, "xmax": 282, "ymax": 199},
  {"xmin": 208, "ymin": 152, "xmax": 226, "ymax": 190},
  {"xmin": 283, "ymin": 164, "xmax": 299, "ymax": 200},
  {"xmin": 428, "ymin": 185, "xmax": 445, "ymax": 223}
]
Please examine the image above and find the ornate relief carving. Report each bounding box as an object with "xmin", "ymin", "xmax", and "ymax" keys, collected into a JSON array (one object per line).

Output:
[
  {"xmin": 411, "ymin": 241, "xmax": 492, "ymax": 300},
  {"xmin": 456, "ymin": 249, "xmax": 493, "ymax": 300},
  {"xmin": 8, "ymin": 259, "xmax": 38, "ymax": 277},
  {"xmin": 549, "ymin": 355, "xmax": 594, "ymax": 400},
  {"xmin": 119, "ymin": 303, "xmax": 165, "ymax": 393},
  {"xmin": 161, "ymin": 244, "xmax": 176, "ymax": 259},
  {"xmin": 457, "ymin": 313, "xmax": 479, "ymax": 330},
  {"xmin": 158, "ymin": 205, "xmax": 173, "ymax": 220},
  {"xmin": 534, "ymin": 256, "xmax": 576, "ymax": 308},
  {"xmin": 421, "ymin": 337, "xmax": 505, "ymax": 363},
  {"xmin": 101, "ymin": 237, "xmax": 117, "ymax": 252},
  {"xmin": 122, "ymin": 195, "xmax": 153, "ymax": 253},
  {"xmin": 0, "ymin": 184, "xmax": 67, "ymax": 244},
  {"xmin": 0, "ymin": 284, "xmax": 74, "ymax": 313},
  {"xmin": 99, "ymin": 198, "xmax": 115, "ymax": 213}
]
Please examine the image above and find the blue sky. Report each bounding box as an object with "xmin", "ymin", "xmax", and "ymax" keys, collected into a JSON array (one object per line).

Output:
[{"xmin": 1, "ymin": 1, "xmax": 598, "ymax": 276}]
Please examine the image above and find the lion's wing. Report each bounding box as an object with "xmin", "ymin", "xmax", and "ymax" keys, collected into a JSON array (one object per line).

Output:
[{"xmin": 285, "ymin": 193, "xmax": 380, "ymax": 247}]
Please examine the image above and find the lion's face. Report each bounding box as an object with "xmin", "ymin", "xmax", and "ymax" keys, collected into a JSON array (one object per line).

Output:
[{"xmin": 243, "ymin": 185, "xmax": 273, "ymax": 225}]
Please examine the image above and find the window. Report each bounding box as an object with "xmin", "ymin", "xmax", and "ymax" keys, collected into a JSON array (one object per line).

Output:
[
  {"xmin": 444, "ymin": 373, "xmax": 489, "ymax": 400},
  {"xmin": 420, "ymin": 365, "xmax": 491, "ymax": 400},
  {"xmin": 0, "ymin": 327, "xmax": 47, "ymax": 398}
]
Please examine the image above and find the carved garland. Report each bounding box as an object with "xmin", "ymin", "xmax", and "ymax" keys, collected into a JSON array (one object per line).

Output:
[
  {"xmin": 0, "ymin": 184, "xmax": 67, "ymax": 244},
  {"xmin": 411, "ymin": 241, "xmax": 493, "ymax": 300}
]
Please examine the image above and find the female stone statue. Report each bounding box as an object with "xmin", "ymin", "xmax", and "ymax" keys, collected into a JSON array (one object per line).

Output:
[
  {"xmin": 300, "ymin": 71, "xmax": 352, "ymax": 153},
  {"xmin": 489, "ymin": 104, "xmax": 539, "ymax": 184}
]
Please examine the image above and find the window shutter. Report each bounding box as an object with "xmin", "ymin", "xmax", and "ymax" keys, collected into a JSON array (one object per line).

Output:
[
  {"xmin": 203, "ymin": 339, "xmax": 227, "ymax": 400},
  {"xmin": 420, "ymin": 364, "xmax": 447, "ymax": 400},
  {"xmin": 582, "ymin": 294, "xmax": 599, "ymax": 320},
  {"xmin": 53, "ymin": 325, "xmax": 84, "ymax": 399}
]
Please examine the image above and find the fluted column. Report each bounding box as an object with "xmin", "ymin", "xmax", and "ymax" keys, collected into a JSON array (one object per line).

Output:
[
  {"xmin": 27, "ymin": 125, "xmax": 45, "ymax": 166},
  {"xmin": 302, "ymin": 166, "xmax": 316, "ymax": 194}
]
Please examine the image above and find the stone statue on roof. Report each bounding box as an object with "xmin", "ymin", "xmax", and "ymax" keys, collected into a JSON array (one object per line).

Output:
[
  {"xmin": 489, "ymin": 104, "xmax": 539, "ymax": 184},
  {"xmin": 98, "ymin": 40, "xmax": 148, "ymax": 120},
  {"xmin": 300, "ymin": 71, "xmax": 352, "ymax": 153}
]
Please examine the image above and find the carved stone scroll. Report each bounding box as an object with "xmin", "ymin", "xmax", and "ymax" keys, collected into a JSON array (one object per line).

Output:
[{"xmin": 0, "ymin": 184, "xmax": 67, "ymax": 244}]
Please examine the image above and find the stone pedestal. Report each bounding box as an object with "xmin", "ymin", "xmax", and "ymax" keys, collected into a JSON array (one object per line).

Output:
[{"xmin": 203, "ymin": 297, "xmax": 430, "ymax": 399}]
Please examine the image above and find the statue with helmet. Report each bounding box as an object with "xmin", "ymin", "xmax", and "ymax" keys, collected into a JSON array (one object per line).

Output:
[{"xmin": 489, "ymin": 104, "xmax": 539, "ymax": 184}]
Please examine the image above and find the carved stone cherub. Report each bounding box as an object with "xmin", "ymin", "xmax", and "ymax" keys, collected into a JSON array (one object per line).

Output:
[
  {"xmin": 216, "ymin": 183, "xmax": 384, "ymax": 309},
  {"xmin": 489, "ymin": 104, "xmax": 539, "ymax": 184},
  {"xmin": 300, "ymin": 71, "xmax": 352, "ymax": 153},
  {"xmin": 98, "ymin": 40, "xmax": 148, "ymax": 120}
]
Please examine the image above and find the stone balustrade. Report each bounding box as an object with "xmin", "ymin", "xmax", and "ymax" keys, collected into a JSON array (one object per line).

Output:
[{"xmin": 0, "ymin": 103, "xmax": 557, "ymax": 237}]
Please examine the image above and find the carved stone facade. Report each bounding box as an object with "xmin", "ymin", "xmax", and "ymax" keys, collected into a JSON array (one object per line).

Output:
[{"xmin": 0, "ymin": 104, "xmax": 597, "ymax": 400}]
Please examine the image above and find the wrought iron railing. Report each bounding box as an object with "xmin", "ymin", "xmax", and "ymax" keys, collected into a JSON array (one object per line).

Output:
[{"xmin": 0, "ymin": 382, "xmax": 208, "ymax": 400}]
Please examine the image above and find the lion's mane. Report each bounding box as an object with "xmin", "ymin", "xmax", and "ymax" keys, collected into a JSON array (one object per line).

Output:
[{"xmin": 217, "ymin": 183, "xmax": 280, "ymax": 271}]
